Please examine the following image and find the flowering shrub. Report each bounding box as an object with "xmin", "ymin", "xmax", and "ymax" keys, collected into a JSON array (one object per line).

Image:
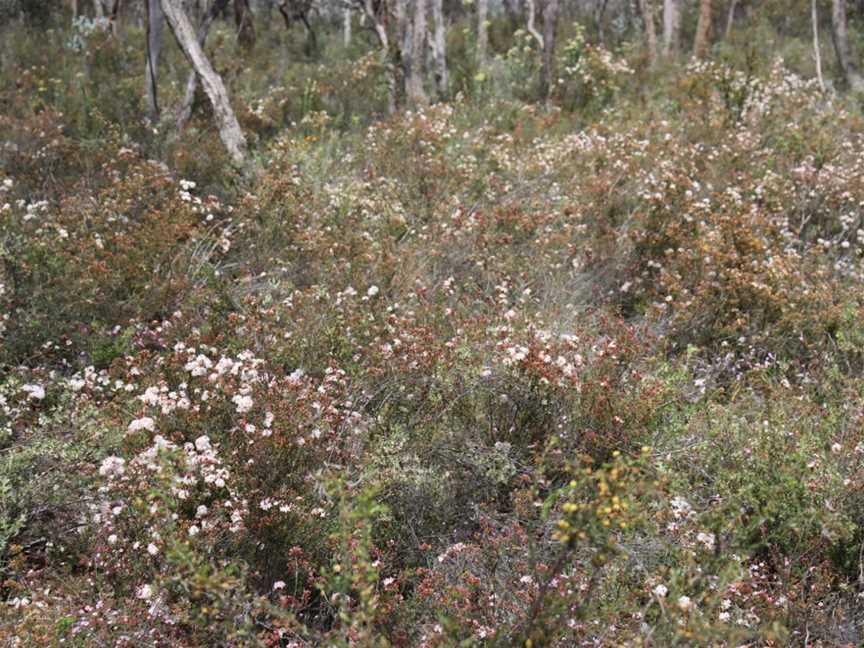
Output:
[
  {"xmin": 556, "ymin": 24, "xmax": 634, "ymax": 111},
  {"xmin": 4, "ymin": 19, "xmax": 864, "ymax": 648}
]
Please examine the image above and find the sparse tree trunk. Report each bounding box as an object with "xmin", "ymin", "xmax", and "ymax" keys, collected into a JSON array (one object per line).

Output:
[
  {"xmin": 108, "ymin": 0, "xmax": 121, "ymax": 37},
  {"xmin": 540, "ymin": 0, "xmax": 559, "ymax": 106},
  {"xmin": 693, "ymin": 0, "xmax": 712, "ymax": 58},
  {"xmin": 662, "ymin": 0, "xmax": 680, "ymax": 58},
  {"xmin": 724, "ymin": 0, "xmax": 738, "ymax": 38},
  {"xmin": 430, "ymin": 0, "xmax": 449, "ymax": 97},
  {"xmin": 361, "ymin": 0, "xmax": 398, "ymax": 113},
  {"xmin": 411, "ymin": 0, "xmax": 429, "ymax": 106},
  {"xmin": 832, "ymin": 0, "xmax": 864, "ymax": 91},
  {"xmin": 160, "ymin": 0, "xmax": 248, "ymax": 166},
  {"xmin": 814, "ymin": 0, "xmax": 826, "ymax": 91},
  {"xmin": 639, "ymin": 0, "xmax": 658, "ymax": 67},
  {"xmin": 343, "ymin": 7, "xmax": 352, "ymax": 47},
  {"xmin": 93, "ymin": 0, "xmax": 105, "ymax": 17},
  {"xmin": 595, "ymin": 0, "xmax": 609, "ymax": 46},
  {"xmin": 145, "ymin": 0, "xmax": 164, "ymax": 122},
  {"xmin": 176, "ymin": 0, "xmax": 230, "ymax": 131},
  {"xmin": 477, "ymin": 0, "xmax": 489, "ymax": 65},
  {"xmin": 525, "ymin": 0, "xmax": 543, "ymax": 50},
  {"xmin": 234, "ymin": 0, "xmax": 256, "ymax": 48},
  {"xmin": 397, "ymin": 0, "xmax": 410, "ymax": 106},
  {"xmin": 525, "ymin": 0, "xmax": 544, "ymax": 49},
  {"xmin": 404, "ymin": 0, "xmax": 428, "ymax": 108}
]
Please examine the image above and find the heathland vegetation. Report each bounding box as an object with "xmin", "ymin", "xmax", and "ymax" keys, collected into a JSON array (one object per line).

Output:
[{"xmin": 3, "ymin": 0, "xmax": 864, "ymax": 645}]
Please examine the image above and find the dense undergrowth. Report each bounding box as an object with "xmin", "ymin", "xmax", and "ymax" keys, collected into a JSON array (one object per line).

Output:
[{"xmin": 3, "ymin": 9, "xmax": 864, "ymax": 647}]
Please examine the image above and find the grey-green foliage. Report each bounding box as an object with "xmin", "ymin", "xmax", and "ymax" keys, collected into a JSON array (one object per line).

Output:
[{"xmin": 0, "ymin": 474, "xmax": 25, "ymax": 558}]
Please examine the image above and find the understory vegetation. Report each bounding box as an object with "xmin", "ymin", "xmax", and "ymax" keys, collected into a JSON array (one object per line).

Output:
[{"xmin": 4, "ymin": 5, "xmax": 864, "ymax": 646}]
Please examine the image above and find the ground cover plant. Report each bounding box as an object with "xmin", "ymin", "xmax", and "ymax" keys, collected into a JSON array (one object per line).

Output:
[{"xmin": 4, "ymin": 0, "xmax": 864, "ymax": 645}]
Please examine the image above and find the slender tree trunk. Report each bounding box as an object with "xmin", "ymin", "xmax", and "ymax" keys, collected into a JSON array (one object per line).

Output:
[
  {"xmin": 397, "ymin": 0, "xmax": 410, "ymax": 106},
  {"xmin": 410, "ymin": 0, "xmax": 429, "ymax": 106},
  {"xmin": 477, "ymin": 0, "xmax": 489, "ymax": 65},
  {"xmin": 145, "ymin": 0, "xmax": 164, "ymax": 122},
  {"xmin": 362, "ymin": 0, "xmax": 398, "ymax": 113},
  {"xmin": 430, "ymin": 0, "xmax": 449, "ymax": 97},
  {"xmin": 662, "ymin": 0, "xmax": 680, "ymax": 58},
  {"xmin": 160, "ymin": 0, "xmax": 248, "ymax": 165},
  {"xmin": 343, "ymin": 7, "xmax": 352, "ymax": 47},
  {"xmin": 234, "ymin": 0, "xmax": 256, "ymax": 49},
  {"xmin": 724, "ymin": 0, "xmax": 738, "ymax": 38},
  {"xmin": 813, "ymin": 0, "xmax": 826, "ymax": 91},
  {"xmin": 639, "ymin": 0, "xmax": 658, "ymax": 67},
  {"xmin": 525, "ymin": 0, "xmax": 544, "ymax": 49},
  {"xmin": 692, "ymin": 0, "xmax": 712, "ymax": 58},
  {"xmin": 177, "ymin": 0, "xmax": 230, "ymax": 131},
  {"xmin": 595, "ymin": 0, "xmax": 609, "ymax": 46},
  {"xmin": 832, "ymin": 0, "xmax": 864, "ymax": 91},
  {"xmin": 93, "ymin": 0, "xmax": 105, "ymax": 18},
  {"xmin": 540, "ymin": 0, "xmax": 559, "ymax": 106},
  {"xmin": 108, "ymin": 0, "xmax": 121, "ymax": 37}
]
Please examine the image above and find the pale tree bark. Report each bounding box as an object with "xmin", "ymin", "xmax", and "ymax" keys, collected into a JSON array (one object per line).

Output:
[
  {"xmin": 813, "ymin": 0, "xmax": 826, "ymax": 91},
  {"xmin": 477, "ymin": 0, "xmax": 489, "ymax": 66},
  {"xmin": 234, "ymin": 0, "xmax": 256, "ymax": 49},
  {"xmin": 430, "ymin": 0, "xmax": 449, "ymax": 98},
  {"xmin": 176, "ymin": 0, "xmax": 230, "ymax": 131},
  {"xmin": 404, "ymin": 0, "xmax": 429, "ymax": 108},
  {"xmin": 525, "ymin": 0, "xmax": 544, "ymax": 49},
  {"xmin": 638, "ymin": 0, "xmax": 658, "ymax": 67},
  {"xmin": 160, "ymin": 0, "xmax": 248, "ymax": 166},
  {"xmin": 692, "ymin": 0, "xmax": 712, "ymax": 58},
  {"xmin": 343, "ymin": 7, "xmax": 352, "ymax": 47},
  {"xmin": 595, "ymin": 0, "xmax": 609, "ymax": 46},
  {"xmin": 540, "ymin": 0, "xmax": 559, "ymax": 106},
  {"xmin": 724, "ymin": 0, "xmax": 738, "ymax": 38},
  {"xmin": 108, "ymin": 0, "xmax": 121, "ymax": 37},
  {"xmin": 662, "ymin": 0, "xmax": 680, "ymax": 58},
  {"xmin": 145, "ymin": 0, "xmax": 164, "ymax": 122},
  {"xmin": 832, "ymin": 0, "xmax": 864, "ymax": 91},
  {"xmin": 397, "ymin": 0, "xmax": 410, "ymax": 105},
  {"xmin": 360, "ymin": 0, "xmax": 398, "ymax": 113},
  {"xmin": 93, "ymin": 0, "xmax": 105, "ymax": 17},
  {"xmin": 277, "ymin": 0, "xmax": 317, "ymax": 52}
]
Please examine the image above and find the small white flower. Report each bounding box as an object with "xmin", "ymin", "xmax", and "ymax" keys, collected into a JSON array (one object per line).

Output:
[
  {"xmin": 188, "ymin": 525, "xmax": 199, "ymax": 537},
  {"xmin": 147, "ymin": 543, "xmax": 159, "ymax": 556},
  {"xmin": 696, "ymin": 531, "xmax": 716, "ymax": 551},
  {"xmin": 137, "ymin": 584, "xmax": 153, "ymax": 600},
  {"xmin": 367, "ymin": 285, "xmax": 380, "ymax": 297},
  {"xmin": 232, "ymin": 394, "xmax": 254, "ymax": 414},
  {"xmin": 677, "ymin": 595, "xmax": 694, "ymax": 612},
  {"xmin": 273, "ymin": 580, "xmax": 286, "ymax": 591},
  {"xmin": 652, "ymin": 584, "xmax": 668, "ymax": 598},
  {"xmin": 194, "ymin": 436, "xmax": 212, "ymax": 453},
  {"xmin": 98, "ymin": 456, "xmax": 126, "ymax": 478},
  {"xmin": 127, "ymin": 416, "xmax": 156, "ymax": 433},
  {"xmin": 22, "ymin": 384, "xmax": 45, "ymax": 400}
]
